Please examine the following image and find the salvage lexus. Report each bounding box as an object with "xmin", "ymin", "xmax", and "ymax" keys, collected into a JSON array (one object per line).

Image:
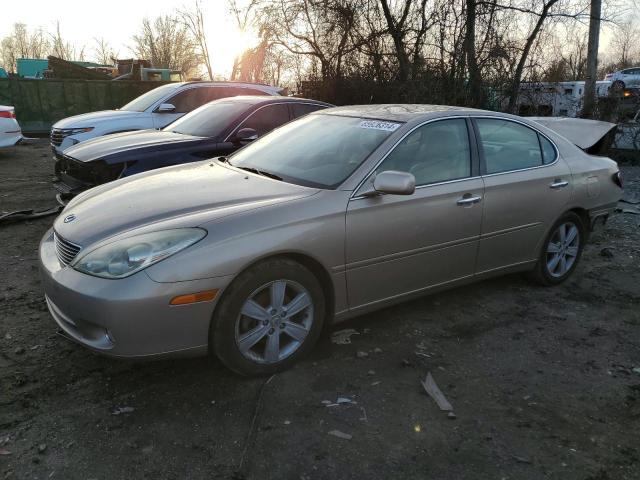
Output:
[{"xmin": 39, "ymin": 105, "xmax": 623, "ymax": 376}]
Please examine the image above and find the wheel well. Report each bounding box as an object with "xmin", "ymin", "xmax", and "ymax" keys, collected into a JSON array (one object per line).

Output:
[
  {"xmin": 277, "ymin": 253, "xmax": 335, "ymax": 318},
  {"xmin": 568, "ymin": 207, "xmax": 590, "ymax": 231},
  {"xmin": 226, "ymin": 253, "xmax": 336, "ymax": 319}
]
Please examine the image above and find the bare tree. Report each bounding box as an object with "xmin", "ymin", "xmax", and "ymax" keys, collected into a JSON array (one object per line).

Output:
[
  {"xmin": 132, "ymin": 16, "xmax": 200, "ymax": 76},
  {"xmin": 50, "ymin": 21, "xmax": 84, "ymax": 60},
  {"xmin": 178, "ymin": 0, "xmax": 214, "ymax": 80},
  {"xmin": 506, "ymin": 0, "xmax": 561, "ymax": 112},
  {"xmin": 0, "ymin": 23, "xmax": 50, "ymax": 72},
  {"xmin": 93, "ymin": 37, "xmax": 117, "ymax": 65}
]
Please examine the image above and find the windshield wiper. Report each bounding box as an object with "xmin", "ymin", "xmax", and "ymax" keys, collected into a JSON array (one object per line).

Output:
[{"xmin": 237, "ymin": 166, "xmax": 283, "ymax": 181}]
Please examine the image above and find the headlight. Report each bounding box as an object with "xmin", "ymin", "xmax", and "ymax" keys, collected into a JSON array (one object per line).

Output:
[{"xmin": 72, "ymin": 228, "xmax": 206, "ymax": 279}]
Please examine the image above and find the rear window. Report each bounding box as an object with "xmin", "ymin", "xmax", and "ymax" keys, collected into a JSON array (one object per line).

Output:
[{"xmin": 475, "ymin": 119, "xmax": 543, "ymax": 174}]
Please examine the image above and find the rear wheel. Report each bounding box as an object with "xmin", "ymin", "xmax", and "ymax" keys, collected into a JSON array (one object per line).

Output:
[
  {"xmin": 531, "ymin": 212, "xmax": 585, "ymax": 286},
  {"xmin": 211, "ymin": 258, "xmax": 325, "ymax": 376}
]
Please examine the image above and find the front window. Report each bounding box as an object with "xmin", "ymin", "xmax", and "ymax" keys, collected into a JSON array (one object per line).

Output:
[
  {"xmin": 229, "ymin": 115, "xmax": 401, "ymax": 189},
  {"xmin": 165, "ymin": 101, "xmax": 249, "ymax": 138},
  {"xmin": 374, "ymin": 118, "xmax": 471, "ymax": 186},
  {"xmin": 121, "ymin": 84, "xmax": 180, "ymax": 112}
]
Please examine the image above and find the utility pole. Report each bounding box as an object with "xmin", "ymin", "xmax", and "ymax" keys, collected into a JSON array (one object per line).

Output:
[{"xmin": 583, "ymin": 0, "xmax": 602, "ymax": 118}]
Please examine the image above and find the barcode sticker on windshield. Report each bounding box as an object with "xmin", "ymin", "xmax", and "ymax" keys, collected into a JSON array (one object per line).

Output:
[{"xmin": 358, "ymin": 120, "xmax": 401, "ymax": 132}]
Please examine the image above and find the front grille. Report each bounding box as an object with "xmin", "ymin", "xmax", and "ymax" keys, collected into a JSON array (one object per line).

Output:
[
  {"xmin": 51, "ymin": 129, "xmax": 73, "ymax": 147},
  {"xmin": 55, "ymin": 154, "xmax": 124, "ymax": 186},
  {"xmin": 54, "ymin": 232, "xmax": 82, "ymax": 266}
]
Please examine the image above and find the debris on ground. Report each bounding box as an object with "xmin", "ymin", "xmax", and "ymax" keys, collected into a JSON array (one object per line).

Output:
[
  {"xmin": 616, "ymin": 205, "xmax": 640, "ymax": 215},
  {"xmin": 37, "ymin": 444, "xmax": 47, "ymax": 454},
  {"xmin": 356, "ymin": 351, "xmax": 369, "ymax": 359},
  {"xmin": 328, "ymin": 430, "xmax": 352, "ymax": 440},
  {"xmin": 600, "ymin": 247, "xmax": 615, "ymax": 258},
  {"xmin": 14, "ymin": 346, "xmax": 25, "ymax": 355},
  {"xmin": 331, "ymin": 328, "xmax": 360, "ymax": 345},
  {"xmin": 421, "ymin": 372, "xmax": 454, "ymax": 412},
  {"xmin": 0, "ymin": 448, "xmax": 11, "ymax": 455},
  {"xmin": 322, "ymin": 397, "xmax": 357, "ymax": 407},
  {"xmin": 111, "ymin": 406, "xmax": 135, "ymax": 415}
]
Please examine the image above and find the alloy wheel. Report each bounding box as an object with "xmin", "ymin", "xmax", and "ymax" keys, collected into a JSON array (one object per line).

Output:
[
  {"xmin": 546, "ymin": 222, "xmax": 580, "ymax": 278},
  {"xmin": 235, "ymin": 279, "xmax": 314, "ymax": 364}
]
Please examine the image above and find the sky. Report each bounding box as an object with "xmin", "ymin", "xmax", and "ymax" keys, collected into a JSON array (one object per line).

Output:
[{"xmin": 0, "ymin": 0, "xmax": 256, "ymax": 76}]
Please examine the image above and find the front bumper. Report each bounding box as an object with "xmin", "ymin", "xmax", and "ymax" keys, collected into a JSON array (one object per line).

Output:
[{"xmin": 39, "ymin": 228, "xmax": 233, "ymax": 358}]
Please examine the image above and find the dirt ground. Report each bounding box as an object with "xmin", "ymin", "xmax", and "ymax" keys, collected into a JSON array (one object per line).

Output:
[{"xmin": 1, "ymin": 139, "xmax": 639, "ymax": 480}]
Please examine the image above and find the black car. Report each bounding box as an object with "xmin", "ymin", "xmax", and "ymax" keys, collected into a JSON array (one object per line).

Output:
[{"xmin": 53, "ymin": 96, "xmax": 332, "ymax": 203}]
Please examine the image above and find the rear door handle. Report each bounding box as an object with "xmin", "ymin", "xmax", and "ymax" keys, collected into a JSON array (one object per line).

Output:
[
  {"xmin": 550, "ymin": 180, "xmax": 569, "ymax": 189},
  {"xmin": 456, "ymin": 194, "xmax": 482, "ymax": 206}
]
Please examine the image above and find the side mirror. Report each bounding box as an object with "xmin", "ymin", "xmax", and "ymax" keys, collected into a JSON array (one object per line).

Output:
[
  {"xmin": 232, "ymin": 127, "xmax": 259, "ymax": 145},
  {"xmin": 157, "ymin": 103, "xmax": 176, "ymax": 113},
  {"xmin": 361, "ymin": 170, "xmax": 415, "ymax": 197}
]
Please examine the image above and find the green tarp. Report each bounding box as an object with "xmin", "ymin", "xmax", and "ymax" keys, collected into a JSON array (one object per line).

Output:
[{"xmin": 0, "ymin": 78, "xmax": 173, "ymax": 134}]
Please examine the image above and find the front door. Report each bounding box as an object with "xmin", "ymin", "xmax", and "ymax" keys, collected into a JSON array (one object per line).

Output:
[{"xmin": 345, "ymin": 118, "xmax": 484, "ymax": 310}]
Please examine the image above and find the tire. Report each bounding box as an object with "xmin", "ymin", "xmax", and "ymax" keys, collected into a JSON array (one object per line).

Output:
[
  {"xmin": 530, "ymin": 212, "xmax": 586, "ymax": 286},
  {"xmin": 211, "ymin": 258, "xmax": 325, "ymax": 376},
  {"xmin": 612, "ymin": 80, "xmax": 625, "ymax": 92}
]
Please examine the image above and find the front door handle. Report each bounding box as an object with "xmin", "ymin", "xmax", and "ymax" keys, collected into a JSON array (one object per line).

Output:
[
  {"xmin": 456, "ymin": 194, "xmax": 482, "ymax": 206},
  {"xmin": 550, "ymin": 179, "xmax": 569, "ymax": 189}
]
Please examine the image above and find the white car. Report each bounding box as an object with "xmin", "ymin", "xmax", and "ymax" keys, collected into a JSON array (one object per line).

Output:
[
  {"xmin": 50, "ymin": 82, "xmax": 283, "ymax": 154},
  {"xmin": 0, "ymin": 105, "xmax": 22, "ymax": 147},
  {"xmin": 604, "ymin": 67, "xmax": 640, "ymax": 90}
]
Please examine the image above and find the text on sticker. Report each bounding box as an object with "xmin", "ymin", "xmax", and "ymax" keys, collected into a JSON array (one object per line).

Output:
[{"xmin": 359, "ymin": 120, "xmax": 401, "ymax": 132}]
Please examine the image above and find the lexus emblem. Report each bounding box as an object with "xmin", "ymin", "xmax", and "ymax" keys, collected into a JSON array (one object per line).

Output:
[{"xmin": 63, "ymin": 214, "xmax": 76, "ymax": 223}]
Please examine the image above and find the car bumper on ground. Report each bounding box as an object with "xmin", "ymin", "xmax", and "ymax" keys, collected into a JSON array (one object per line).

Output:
[{"xmin": 39, "ymin": 228, "xmax": 232, "ymax": 359}]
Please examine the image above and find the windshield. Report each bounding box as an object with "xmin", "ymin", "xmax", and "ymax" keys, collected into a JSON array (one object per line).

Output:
[
  {"xmin": 165, "ymin": 101, "xmax": 248, "ymax": 137},
  {"xmin": 229, "ymin": 114, "xmax": 400, "ymax": 189},
  {"xmin": 121, "ymin": 83, "xmax": 181, "ymax": 112}
]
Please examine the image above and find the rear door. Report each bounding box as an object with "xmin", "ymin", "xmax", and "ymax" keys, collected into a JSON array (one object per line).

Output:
[
  {"xmin": 473, "ymin": 117, "xmax": 572, "ymax": 274},
  {"xmin": 345, "ymin": 118, "xmax": 484, "ymax": 309}
]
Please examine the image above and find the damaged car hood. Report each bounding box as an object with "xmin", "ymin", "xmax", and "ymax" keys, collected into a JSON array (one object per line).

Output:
[
  {"xmin": 54, "ymin": 161, "xmax": 318, "ymax": 247},
  {"xmin": 63, "ymin": 130, "xmax": 205, "ymax": 162},
  {"xmin": 528, "ymin": 117, "xmax": 617, "ymax": 150}
]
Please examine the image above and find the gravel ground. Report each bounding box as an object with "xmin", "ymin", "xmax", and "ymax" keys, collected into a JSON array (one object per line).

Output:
[{"xmin": 1, "ymin": 140, "xmax": 639, "ymax": 480}]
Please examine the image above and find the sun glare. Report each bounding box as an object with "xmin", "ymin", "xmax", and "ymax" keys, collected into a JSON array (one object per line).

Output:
[{"xmin": 207, "ymin": 21, "xmax": 260, "ymax": 77}]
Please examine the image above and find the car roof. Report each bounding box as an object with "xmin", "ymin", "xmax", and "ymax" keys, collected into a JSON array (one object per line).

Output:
[
  {"xmin": 212, "ymin": 95, "xmax": 333, "ymax": 107},
  {"xmin": 177, "ymin": 81, "xmax": 284, "ymax": 94},
  {"xmin": 317, "ymin": 104, "xmax": 483, "ymax": 122}
]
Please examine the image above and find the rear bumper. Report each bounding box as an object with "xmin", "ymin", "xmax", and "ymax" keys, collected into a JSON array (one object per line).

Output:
[
  {"xmin": 0, "ymin": 133, "xmax": 22, "ymax": 148},
  {"xmin": 39, "ymin": 228, "xmax": 233, "ymax": 359}
]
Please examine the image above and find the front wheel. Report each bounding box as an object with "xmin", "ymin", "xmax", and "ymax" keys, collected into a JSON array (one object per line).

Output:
[
  {"xmin": 612, "ymin": 80, "xmax": 625, "ymax": 92},
  {"xmin": 211, "ymin": 258, "xmax": 325, "ymax": 376},
  {"xmin": 531, "ymin": 212, "xmax": 585, "ymax": 286}
]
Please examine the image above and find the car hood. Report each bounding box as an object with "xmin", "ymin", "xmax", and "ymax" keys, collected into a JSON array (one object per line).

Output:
[
  {"xmin": 528, "ymin": 117, "xmax": 617, "ymax": 150},
  {"xmin": 53, "ymin": 110, "xmax": 147, "ymax": 129},
  {"xmin": 63, "ymin": 130, "xmax": 204, "ymax": 162},
  {"xmin": 54, "ymin": 161, "xmax": 319, "ymax": 247}
]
